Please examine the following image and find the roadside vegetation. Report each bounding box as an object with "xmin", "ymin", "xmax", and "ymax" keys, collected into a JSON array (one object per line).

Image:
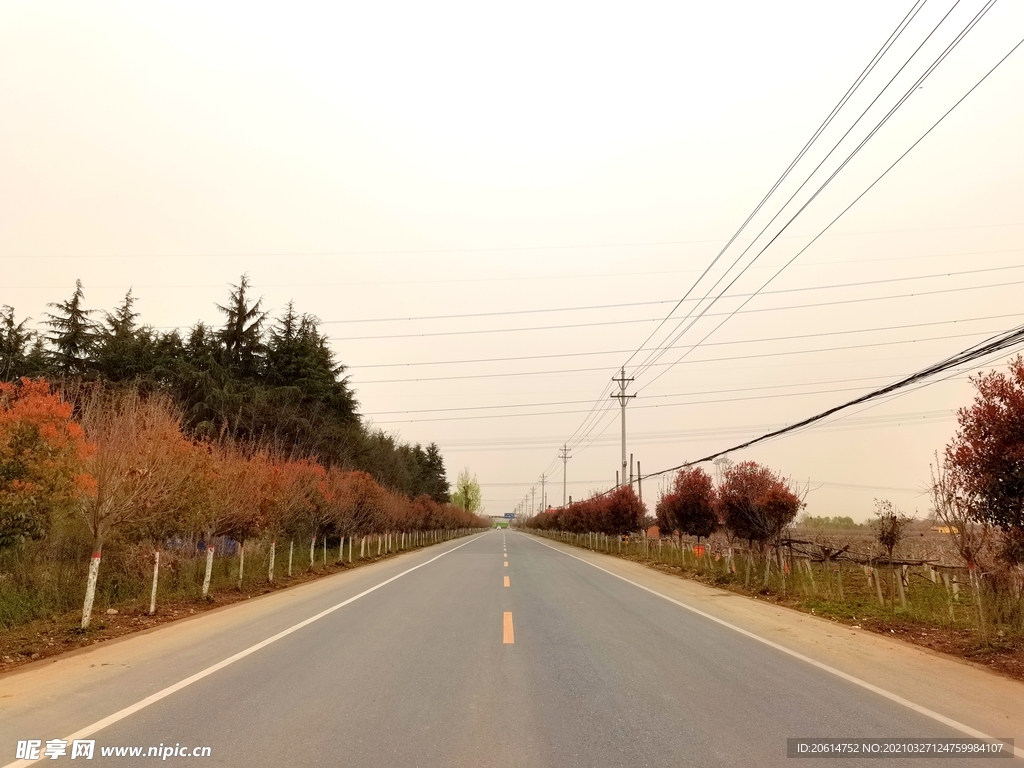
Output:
[
  {"xmin": 0, "ymin": 280, "xmax": 488, "ymax": 668},
  {"xmin": 521, "ymin": 357, "xmax": 1024, "ymax": 679}
]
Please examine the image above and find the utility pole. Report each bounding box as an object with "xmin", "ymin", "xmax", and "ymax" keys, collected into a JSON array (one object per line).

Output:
[
  {"xmin": 559, "ymin": 443, "xmax": 571, "ymax": 508},
  {"xmin": 531, "ymin": 486, "xmax": 536, "ymax": 515},
  {"xmin": 540, "ymin": 474, "xmax": 546, "ymax": 512},
  {"xmin": 611, "ymin": 367, "xmax": 635, "ymax": 488}
]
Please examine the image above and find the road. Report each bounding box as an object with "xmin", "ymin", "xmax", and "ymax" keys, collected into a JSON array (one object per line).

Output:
[{"xmin": 2, "ymin": 530, "xmax": 1021, "ymax": 767}]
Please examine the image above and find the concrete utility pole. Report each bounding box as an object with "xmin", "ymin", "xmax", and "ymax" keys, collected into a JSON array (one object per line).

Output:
[
  {"xmin": 540, "ymin": 474, "xmax": 546, "ymax": 512},
  {"xmin": 559, "ymin": 443, "xmax": 571, "ymax": 508},
  {"xmin": 611, "ymin": 367, "xmax": 635, "ymax": 487},
  {"xmin": 531, "ymin": 486, "xmax": 536, "ymax": 515}
]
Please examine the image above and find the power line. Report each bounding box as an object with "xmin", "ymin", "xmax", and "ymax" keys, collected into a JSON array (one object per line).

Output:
[
  {"xmin": 329, "ymin": 268, "xmax": 1024, "ymax": 343},
  {"xmin": 356, "ymin": 324, "xmax": 1018, "ymax": 385},
  {"xmin": 360, "ymin": 369, "xmax": 965, "ymax": 417},
  {"xmin": 367, "ymin": 372, "xmax": 974, "ymax": 425},
  {"xmin": 440, "ymin": 410, "xmax": 956, "ymax": 452},
  {"xmin": 362, "ymin": 311, "xmax": 1024, "ymax": 417},
  {"xmin": 350, "ymin": 310, "xmax": 1023, "ymax": 371},
  {"xmin": 633, "ymin": 319, "xmax": 1024, "ymax": 487},
  {"xmin": 637, "ymin": 24, "xmax": 1020, "ymax": 395},
  {"xmin": 319, "ymin": 261, "xmax": 1024, "ymax": 329},
  {"xmin": 621, "ymin": 0, "xmax": 933, "ymax": 374},
  {"xmin": 631, "ymin": 1, "xmax": 1002, "ymax": 386}
]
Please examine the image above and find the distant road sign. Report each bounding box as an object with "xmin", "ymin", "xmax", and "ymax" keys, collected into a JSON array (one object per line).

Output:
[{"xmin": 504, "ymin": 513, "xmax": 515, "ymax": 519}]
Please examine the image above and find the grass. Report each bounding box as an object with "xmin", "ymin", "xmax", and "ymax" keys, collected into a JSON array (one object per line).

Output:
[{"xmin": 1, "ymin": 530, "xmax": 471, "ymax": 630}]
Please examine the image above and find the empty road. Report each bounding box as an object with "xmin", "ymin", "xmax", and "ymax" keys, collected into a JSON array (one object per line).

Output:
[{"xmin": 2, "ymin": 530, "xmax": 1020, "ymax": 767}]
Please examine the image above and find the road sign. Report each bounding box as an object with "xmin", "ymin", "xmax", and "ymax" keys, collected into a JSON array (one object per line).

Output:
[{"xmin": 504, "ymin": 513, "xmax": 515, "ymax": 519}]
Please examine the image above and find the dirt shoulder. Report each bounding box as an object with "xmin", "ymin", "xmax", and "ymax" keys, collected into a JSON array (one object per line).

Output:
[{"xmin": 636, "ymin": 557, "xmax": 1024, "ymax": 683}]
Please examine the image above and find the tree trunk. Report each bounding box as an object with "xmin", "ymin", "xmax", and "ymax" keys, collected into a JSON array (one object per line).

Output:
[
  {"xmin": 339, "ymin": 536, "xmax": 345, "ymax": 562},
  {"xmin": 288, "ymin": 540, "xmax": 293, "ymax": 577},
  {"xmin": 804, "ymin": 559, "xmax": 816, "ymax": 595},
  {"xmin": 872, "ymin": 567, "xmax": 885, "ymax": 607},
  {"xmin": 149, "ymin": 549, "xmax": 160, "ymax": 615},
  {"xmin": 348, "ymin": 536, "xmax": 353, "ymax": 562},
  {"xmin": 268, "ymin": 540, "xmax": 276, "ymax": 583},
  {"xmin": 202, "ymin": 545, "xmax": 215, "ymax": 598},
  {"xmin": 81, "ymin": 543, "xmax": 103, "ymax": 629},
  {"xmin": 897, "ymin": 565, "xmax": 908, "ymax": 610},
  {"xmin": 309, "ymin": 535, "xmax": 315, "ymax": 568},
  {"xmin": 360, "ymin": 536, "xmax": 365, "ymax": 558},
  {"xmin": 377, "ymin": 535, "xmax": 382, "ymax": 556},
  {"xmin": 238, "ymin": 542, "xmax": 245, "ymax": 589}
]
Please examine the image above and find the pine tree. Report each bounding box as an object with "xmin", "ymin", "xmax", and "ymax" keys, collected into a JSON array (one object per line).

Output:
[
  {"xmin": 216, "ymin": 275, "xmax": 269, "ymax": 378},
  {"xmin": 265, "ymin": 302, "xmax": 357, "ymax": 421},
  {"xmin": 423, "ymin": 443, "xmax": 450, "ymax": 503},
  {"xmin": 44, "ymin": 280, "xmax": 96, "ymax": 376},
  {"xmin": 94, "ymin": 290, "xmax": 155, "ymax": 381},
  {"xmin": 0, "ymin": 306, "xmax": 34, "ymax": 381}
]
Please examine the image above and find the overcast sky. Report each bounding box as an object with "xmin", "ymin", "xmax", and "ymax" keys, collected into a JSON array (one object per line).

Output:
[{"xmin": 3, "ymin": 0, "xmax": 1023, "ymax": 520}]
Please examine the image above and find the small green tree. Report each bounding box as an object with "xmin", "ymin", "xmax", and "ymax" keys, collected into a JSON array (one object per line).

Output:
[{"xmin": 451, "ymin": 468, "xmax": 483, "ymax": 515}]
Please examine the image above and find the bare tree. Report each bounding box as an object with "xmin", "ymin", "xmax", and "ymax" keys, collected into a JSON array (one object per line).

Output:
[{"xmin": 77, "ymin": 388, "xmax": 198, "ymax": 628}]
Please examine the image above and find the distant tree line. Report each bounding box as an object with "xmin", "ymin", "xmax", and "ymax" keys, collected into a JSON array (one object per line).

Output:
[{"xmin": 0, "ymin": 277, "xmax": 449, "ymax": 502}]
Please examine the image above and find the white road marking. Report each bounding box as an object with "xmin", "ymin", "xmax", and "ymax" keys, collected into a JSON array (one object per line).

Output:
[
  {"xmin": 525, "ymin": 534, "xmax": 1023, "ymax": 760},
  {"xmin": 2, "ymin": 534, "xmax": 485, "ymax": 768}
]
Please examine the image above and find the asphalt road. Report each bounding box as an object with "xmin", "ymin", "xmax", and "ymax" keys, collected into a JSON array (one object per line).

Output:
[{"xmin": 1, "ymin": 530, "xmax": 1019, "ymax": 767}]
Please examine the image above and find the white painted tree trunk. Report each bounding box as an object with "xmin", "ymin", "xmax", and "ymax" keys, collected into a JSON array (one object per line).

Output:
[
  {"xmin": 202, "ymin": 545, "xmax": 215, "ymax": 597},
  {"xmin": 309, "ymin": 535, "xmax": 315, "ymax": 567},
  {"xmin": 360, "ymin": 536, "xmax": 365, "ymax": 558},
  {"xmin": 268, "ymin": 540, "xmax": 276, "ymax": 583},
  {"xmin": 323, "ymin": 536, "xmax": 326, "ymax": 564},
  {"xmin": 149, "ymin": 550, "xmax": 160, "ymax": 615},
  {"xmin": 81, "ymin": 547, "xmax": 103, "ymax": 629},
  {"xmin": 237, "ymin": 543, "xmax": 245, "ymax": 589},
  {"xmin": 377, "ymin": 535, "xmax": 381, "ymax": 556},
  {"xmin": 288, "ymin": 540, "xmax": 294, "ymax": 576},
  {"xmin": 348, "ymin": 536, "xmax": 353, "ymax": 562}
]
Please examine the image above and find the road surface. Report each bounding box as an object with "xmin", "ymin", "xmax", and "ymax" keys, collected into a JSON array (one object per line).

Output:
[{"xmin": 2, "ymin": 530, "xmax": 1021, "ymax": 766}]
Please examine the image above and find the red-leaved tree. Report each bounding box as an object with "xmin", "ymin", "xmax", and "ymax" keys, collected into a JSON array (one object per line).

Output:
[
  {"xmin": 656, "ymin": 467, "xmax": 718, "ymax": 542},
  {"xmin": 0, "ymin": 378, "xmax": 92, "ymax": 548},
  {"xmin": 719, "ymin": 461, "xmax": 802, "ymax": 547},
  {"xmin": 946, "ymin": 355, "xmax": 1024, "ymax": 563}
]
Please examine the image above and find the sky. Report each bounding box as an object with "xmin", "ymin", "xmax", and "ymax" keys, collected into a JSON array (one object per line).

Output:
[{"xmin": 2, "ymin": 0, "xmax": 1023, "ymax": 521}]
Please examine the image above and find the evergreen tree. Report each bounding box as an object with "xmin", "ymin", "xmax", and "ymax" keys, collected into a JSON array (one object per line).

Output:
[
  {"xmin": 266, "ymin": 302, "xmax": 357, "ymax": 421},
  {"xmin": 44, "ymin": 280, "xmax": 96, "ymax": 376},
  {"xmin": 2, "ymin": 279, "xmax": 447, "ymax": 500},
  {"xmin": 94, "ymin": 290, "xmax": 156, "ymax": 382},
  {"xmin": 0, "ymin": 306, "xmax": 34, "ymax": 381},
  {"xmin": 216, "ymin": 275, "xmax": 268, "ymax": 378},
  {"xmin": 422, "ymin": 443, "xmax": 450, "ymax": 503}
]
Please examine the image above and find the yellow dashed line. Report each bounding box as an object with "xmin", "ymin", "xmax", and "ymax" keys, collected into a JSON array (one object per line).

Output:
[
  {"xmin": 503, "ymin": 612, "xmax": 514, "ymax": 644},
  {"xmin": 504, "ymin": 576, "xmax": 510, "ymax": 587}
]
